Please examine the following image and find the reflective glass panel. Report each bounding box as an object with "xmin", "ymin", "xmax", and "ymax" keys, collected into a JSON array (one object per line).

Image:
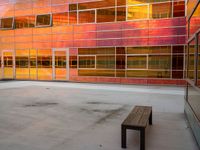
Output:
[
  {"xmin": 79, "ymin": 10, "xmax": 95, "ymax": 24},
  {"xmin": 53, "ymin": 12, "xmax": 68, "ymax": 26},
  {"xmin": 148, "ymin": 55, "xmax": 171, "ymax": 69},
  {"xmin": 78, "ymin": 0, "xmax": 115, "ymax": 10},
  {"xmin": 97, "ymin": 8, "xmax": 115, "ymax": 23},
  {"xmin": 173, "ymin": 1, "xmax": 185, "ymax": 17},
  {"xmin": 127, "ymin": 56, "xmax": 147, "ymax": 69},
  {"xmin": 117, "ymin": 7, "xmax": 126, "ymax": 21},
  {"xmin": 69, "ymin": 11, "xmax": 77, "ymax": 24},
  {"xmin": 189, "ymin": 4, "xmax": 200, "ymax": 38},
  {"xmin": 127, "ymin": 0, "xmax": 148, "ymax": 5},
  {"xmin": 79, "ymin": 56, "xmax": 95, "ymax": 68},
  {"xmin": 128, "ymin": 5, "xmax": 148, "ymax": 20},
  {"xmin": 0, "ymin": 18, "xmax": 13, "ymax": 29},
  {"xmin": 150, "ymin": 2, "xmax": 172, "ymax": 19},
  {"xmin": 96, "ymin": 56, "xmax": 115, "ymax": 69},
  {"xmin": 116, "ymin": 55, "xmax": 125, "ymax": 69},
  {"xmin": 36, "ymin": 14, "xmax": 51, "ymax": 26},
  {"xmin": 188, "ymin": 42, "xmax": 195, "ymax": 80},
  {"xmin": 15, "ymin": 49, "xmax": 29, "ymax": 79}
]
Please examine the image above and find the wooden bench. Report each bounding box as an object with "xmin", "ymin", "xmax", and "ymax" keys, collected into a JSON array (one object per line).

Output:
[{"xmin": 121, "ymin": 106, "xmax": 152, "ymax": 150}]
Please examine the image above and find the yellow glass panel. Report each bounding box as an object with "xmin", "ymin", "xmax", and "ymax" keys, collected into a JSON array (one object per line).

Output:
[
  {"xmin": 148, "ymin": 55, "xmax": 171, "ymax": 69},
  {"xmin": 38, "ymin": 68, "xmax": 52, "ymax": 80},
  {"xmin": 127, "ymin": 47, "xmax": 149, "ymax": 54},
  {"xmin": 78, "ymin": 70, "xmax": 115, "ymax": 77},
  {"xmin": 148, "ymin": 70, "xmax": 170, "ymax": 78},
  {"xmin": 128, "ymin": 0, "xmax": 148, "ymax": 5},
  {"xmin": 3, "ymin": 52, "xmax": 13, "ymax": 79},
  {"xmin": 127, "ymin": 70, "xmax": 147, "ymax": 77},
  {"xmin": 128, "ymin": 5, "xmax": 148, "ymax": 20}
]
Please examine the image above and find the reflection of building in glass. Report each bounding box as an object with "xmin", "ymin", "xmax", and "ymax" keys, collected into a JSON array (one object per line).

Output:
[
  {"xmin": 0, "ymin": 0, "xmax": 186, "ymax": 84},
  {"xmin": 185, "ymin": 0, "xmax": 200, "ymax": 148}
]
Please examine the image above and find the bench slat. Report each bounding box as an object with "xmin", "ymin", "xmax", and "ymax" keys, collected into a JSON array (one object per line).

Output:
[{"xmin": 122, "ymin": 106, "xmax": 152, "ymax": 128}]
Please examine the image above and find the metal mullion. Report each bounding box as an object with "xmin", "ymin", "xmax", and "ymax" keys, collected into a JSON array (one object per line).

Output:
[{"xmin": 195, "ymin": 34, "xmax": 198, "ymax": 85}]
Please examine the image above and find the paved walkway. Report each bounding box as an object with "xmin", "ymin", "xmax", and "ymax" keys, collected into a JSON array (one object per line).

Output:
[{"xmin": 0, "ymin": 81, "xmax": 198, "ymax": 150}]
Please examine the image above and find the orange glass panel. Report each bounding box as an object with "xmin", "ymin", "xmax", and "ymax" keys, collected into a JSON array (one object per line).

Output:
[
  {"xmin": 117, "ymin": 7, "xmax": 126, "ymax": 21},
  {"xmin": 38, "ymin": 49, "xmax": 52, "ymax": 80},
  {"xmin": 78, "ymin": 0, "xmax": 115, "ymax": 10},
  {"xmin": 16, "ymin": 49, "xmax": 29, "ymax": 79},
  {"xmin": 97, "ymin": 8, "xmax": 115, "ymax": 23},
  {"xmin": 54, "ymin": 51, "xmax": 67, "ymax": 80},
  {"xmin": 53, "ymin": 12, "xmax": 68, "ymax": 26},
  {"xmin": 79, "ymin": 10, "xmax": 95, "ymax": 24},
  {"xmin": 30, "ymin": 49, "xmax": 37, "ymax": 80},
  {"xmin": 3, "ymin": 51, "xmax": 13, "ymax": 79},
  {"xmin": 69, "ymin": 11, "xmax": 77, "ymax": 24}
]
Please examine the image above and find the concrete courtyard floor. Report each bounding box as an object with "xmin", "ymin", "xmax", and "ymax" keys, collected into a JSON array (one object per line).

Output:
[{"xmin": 0, "ymin": 81, "xmax": 199, "ymax": 150}]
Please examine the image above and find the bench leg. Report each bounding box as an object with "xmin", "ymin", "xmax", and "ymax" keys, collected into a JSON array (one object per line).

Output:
[
  {"xmin": 140, "ymin": 128, "xmax": 145, "ymax": 150},
  {"xmin": 149, "ymin": 111, "xmax": 152, "ymax": 125},
  {"xmin": 121, "ymin": 125, "xmax": 126, "ymax": 148}
]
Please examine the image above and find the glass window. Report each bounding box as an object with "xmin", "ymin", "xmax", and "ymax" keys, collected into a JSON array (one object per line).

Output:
[
  {"xmin": 116, "ymin": 55, "xmax": 125, "ymax": 69},
  {"xmin": 78, "ymin": 48, "xmax": 115, "ymax": 55},
  {"xmin": 69, "ymin": 3, "xmax": 77, "ymax": 11},
  {"xmin": 15, "ymin": 51, "xmax": 29, "ymax": 68},
  {"xmin": 117, "ymin": 0, "xmax": 126, "ymax": 6},
  {"xmin": 148, "ymin": 55, "xmax": 171, "ymax": 69},
  {"xmin": 172, "ymin": 54, "xmax": 184, "ymax": 70},
  {"xmin": 96, "ymin": 56, "xmax": 115, "ymax": 69},
  {"xmin": 150, "ymin": 2, "xmax": 172, "ymax": 19},
  {"xmin": 15, "ymin": 16, "xmax": 35, "ymax": 29},
  {"xmin": 173, "ymin": 1, "xmax": 185, "ymax": 17},
  {"xmin": 127, "ymin": 56, "xmax": 147, "ymax": 69},
  {"xmin": 148, "ymin": 70, "xmax": 170, "ymax": 78},
  {"xmin": 37, "ymin": 50, "xmax": 52, "ymax": 68},
  {"xmin": 128, "ymin": 5, "xmax": 148, "ymax": 20},
  {"xmin": 117, "ymin": 7, "xmax": 126, "ymax": 21},
  {"xmin": 189, "ymin": 4, "xmax": 200, "ymax": 38},
  {"xmin": 78, "ymin": 0, "xmax": 115, "ymax": 10},
  {"xmin": 69, "ymin": 56, "xmax": 77, "ymax": 68},
  {"xmin": 79, "ymin": 10, "xmax": 95, "ymax": 24},
  {"xmin": 149, "ymin": 46, "xmax": 171, "ymax": 54},
  {"xmin": 127, "ymin": 70, "xmax": 147, "ymax": 78},
  {"xmin": 79, "ymin": 56, "xmax": 95, "ymax": 68},
  {"xmin": 116, "ymin": 47, "xmax": 126, "ymax": 54},
  {"xmin": 97, "ymin": 8, "xmax": 115, "ymax": 23},
  {"xmin": 127, "ymin": 47, "xmax": 149, "ymax": 54},
  {"xmin": 188, "ymin": 42, "xmax": 195, "ymax": 80},
  {"xmin": 53, "ymin": 12, "xmax": 68, "ymax": 26},
  {"xmin": 172, "ymin": 46, "xmax": 184, "ymax": 54},
  {"xmin": 69, "ymin": 11, "xmax": 77, "ymax": 24},
  {"xmin": 127, "ymin": 0, "xmax": 148, "ymax": 5},
  {"xmin": 36, "ymin": 14, "xmax": 51, "ymax": 27},
  {"xmin": 0, "ymin": 18, "xmax": 13, "ymax": 29}
]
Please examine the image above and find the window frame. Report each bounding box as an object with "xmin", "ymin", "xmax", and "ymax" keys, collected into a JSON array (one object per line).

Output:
[
  {"xmin": 35, "ymin": 13, "xmax": 52, "ymax": 28},
  {"xmin": 0, "ymin": 17, "xmax": 14, "ymax": 30}
]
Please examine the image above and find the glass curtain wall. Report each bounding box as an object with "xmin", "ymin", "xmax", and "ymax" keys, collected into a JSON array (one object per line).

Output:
[{"xmin": 78, "ymin": 46, "xmax": 184, "ymax": 79}]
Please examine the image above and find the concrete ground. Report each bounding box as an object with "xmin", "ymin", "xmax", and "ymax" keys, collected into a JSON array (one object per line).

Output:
[{"xmin": 0, "ymin": 81, "xmax": 199, "ymax": 150}]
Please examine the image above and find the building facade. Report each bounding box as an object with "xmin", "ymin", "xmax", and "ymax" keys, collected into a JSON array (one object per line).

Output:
[
  {"xmin": 185, "ymin": 0, "xmax": 200, "ymax": 147},
  {"xmin": 0, "ymin": 0, "xmax": 186, "ymax": 85}
]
